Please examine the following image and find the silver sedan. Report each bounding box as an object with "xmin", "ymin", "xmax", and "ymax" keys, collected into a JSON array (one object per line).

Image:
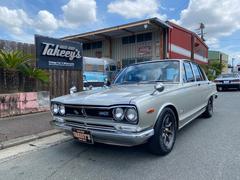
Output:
[{"xmin": 50, "ymin": 59, "xmax": 217, "ymax": 155}]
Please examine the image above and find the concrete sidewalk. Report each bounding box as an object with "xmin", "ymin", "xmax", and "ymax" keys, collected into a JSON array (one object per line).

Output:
[{"xmin": 0, "ymin": 111, "xmax": 54, "ymax": 143}]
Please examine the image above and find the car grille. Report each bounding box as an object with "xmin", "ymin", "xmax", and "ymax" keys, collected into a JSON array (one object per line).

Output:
[
  {"xmin": 65, "ymin": 105, "xmax": 113, "ymax": 119},
  {"xmin": 65, "ymin": 119, "xmax": 116, "ymax": 132}
]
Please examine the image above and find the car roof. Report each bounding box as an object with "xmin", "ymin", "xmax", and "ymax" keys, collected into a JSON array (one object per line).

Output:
[{"xmin": 130, "ymin": 59, "xmax": 192, "ymax": 66}]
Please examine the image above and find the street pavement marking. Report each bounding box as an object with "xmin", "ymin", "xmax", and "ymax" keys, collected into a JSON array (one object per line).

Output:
[{"xmin": 0, "ymin": 133, "xmax": 72, "ymax": 163}]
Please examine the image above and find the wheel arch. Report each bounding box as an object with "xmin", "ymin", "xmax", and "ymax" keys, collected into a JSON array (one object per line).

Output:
[{"xmin": 155, "ymin": 103, "xmax": 179, "ymax": 130}]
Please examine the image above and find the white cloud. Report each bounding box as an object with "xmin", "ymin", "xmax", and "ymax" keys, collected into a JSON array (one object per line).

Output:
[
  {"xmin": 0, "ymin": 6, "xmax": 32, "ymax": 35},
  {"xmin": 176, "ymin": 0, "xmax": 240, "ymax": 48},
  {"xmin": 0, "ymin": 0, "xmax": 98, "ymax": 40},
  {"xmin": 61, "ymin": 0, "xmax": 97, "ymax": 27},
  {"xmin": 34, "ymin": 10, "xmax": 59, "ymax": 33},
  {"xmin": 205, "ymin": 37, "xmax": 220, "ymax": 49},
  {"xmin": 107, "ymin": 0, "xmax": 166, "ymax": 19}
]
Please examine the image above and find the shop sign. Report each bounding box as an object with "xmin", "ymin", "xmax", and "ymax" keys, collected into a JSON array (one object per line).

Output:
[
  {"xmin": 138, "ymin": 46, "xmax": 152, "ymax": 55},
  {"xmin": 35, "ymin": 35, "xmax": 83, "ymax": 70}
]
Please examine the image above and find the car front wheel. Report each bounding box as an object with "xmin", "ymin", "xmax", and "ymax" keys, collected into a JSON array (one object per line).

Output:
[{"xmin": 148, "ymin": 108, "xmax": 177, "ymax": 156}]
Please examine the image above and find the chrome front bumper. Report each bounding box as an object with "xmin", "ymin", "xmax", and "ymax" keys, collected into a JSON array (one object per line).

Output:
[{"xmin": 50, "ymin": 120, "xmax": 154, "ymax": 147}]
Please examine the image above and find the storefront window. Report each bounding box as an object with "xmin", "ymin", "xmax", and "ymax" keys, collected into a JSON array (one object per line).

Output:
[
  {"xmin": 137, "ymin": 32, "xmax": 152, "ymax": 42},
  {"xmin": 122, "ymin": 35, "xmax": 135, "ymax": 44},
  {"xmin": 122, "ymin": 57, "xmax": 151, "ymax": 68}
]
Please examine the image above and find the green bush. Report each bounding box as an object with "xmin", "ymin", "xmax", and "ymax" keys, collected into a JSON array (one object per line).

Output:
[{"xmin": 0, "ymin": 50, "xmax": 49, "ymax": 92}]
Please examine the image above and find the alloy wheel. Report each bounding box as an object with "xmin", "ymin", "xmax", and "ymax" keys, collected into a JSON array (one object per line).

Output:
[{"xmin": 161, "ymin": 114, "xmax": 175, "ymax": 149}]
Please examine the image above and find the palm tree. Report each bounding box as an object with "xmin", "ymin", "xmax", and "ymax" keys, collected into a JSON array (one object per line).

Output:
[
  {"xmin": 0, "ymin": 50, "xmax": 32, "ymax": 92},
  {"xmin": 0, "ymin": 50, "xmax": 49, "ymax": 92},
  {"xmin": 0, "ymin": 50, "xmax": 32, "ymax": 71},
  {"xmin": 21, "ymin": 65, "xmax": 49, "ymax": 91}
]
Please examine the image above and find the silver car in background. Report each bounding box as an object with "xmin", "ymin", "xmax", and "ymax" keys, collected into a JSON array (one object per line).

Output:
[
  {"xmin": 214, "ymin": 73, "xmax": 240, "ymax": 91},
  {"xmin": 50, "ymin": 59, "xmax": 217, "ymax": 155}
]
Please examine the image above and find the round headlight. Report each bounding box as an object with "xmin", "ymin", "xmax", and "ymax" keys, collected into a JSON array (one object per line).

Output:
[
  {"xmin": 59, "ymin": 105, "xmax": 65, "ymax": 115},
  {"xmin": 113, "ymin": 107, "xmax": 124, "ymax": 121},
  {"xmin": 125, "ymin": 108, "xmax": 138, "ymax": 123},
  {"xmin": 51, "ymin": 104, "xmax": 59, "ymax": 114}
]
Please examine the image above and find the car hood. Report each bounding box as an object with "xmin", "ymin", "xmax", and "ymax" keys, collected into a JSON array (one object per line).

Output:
[{"xmin": 52, "ymin": 84, "xmax": 178, "ymax": 106}]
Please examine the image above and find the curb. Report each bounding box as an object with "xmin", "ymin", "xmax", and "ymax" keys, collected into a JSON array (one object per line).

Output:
[
  {"xmin": 0, "ymin": 129, "xmax": 62, "ymax": 150},
  {"xmin": 0, "ymin": 111, "xmax": 51, "ymax": 121}
]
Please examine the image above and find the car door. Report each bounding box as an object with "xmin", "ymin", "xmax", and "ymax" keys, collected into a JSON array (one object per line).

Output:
[
  {"xmin": 197, "ymin": 64, "xmax": 212, "ymax": 105},
  {"xmin": 179, "ymin": 61, "xmax": 201, "ymax": 121},
  {"xmin": 191, "ymin": 63, "xmax": 208, "ymax": 108}
]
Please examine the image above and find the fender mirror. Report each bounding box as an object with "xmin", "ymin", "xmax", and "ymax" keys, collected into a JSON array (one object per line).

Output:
[
  {"xmin": 69, "ymin": 86, "xmax": 77, "ymax": 94},
  {"xmin": 151, "ymin": 83, "xmax": 164, "ymax": 95}
]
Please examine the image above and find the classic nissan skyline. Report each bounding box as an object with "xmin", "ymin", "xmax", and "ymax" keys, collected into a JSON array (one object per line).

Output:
[{"xmin": 50, "ymin": 59, "xmax": 217, "ymax": 155}]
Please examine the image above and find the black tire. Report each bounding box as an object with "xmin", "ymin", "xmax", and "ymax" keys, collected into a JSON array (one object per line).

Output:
[
  {"xmin": 202, "ymin": 97, "xmax": 213, "ymax": 118},
  {"xmin": 148, "ymin": 108, "xmax": 177, "ymax": 156}
]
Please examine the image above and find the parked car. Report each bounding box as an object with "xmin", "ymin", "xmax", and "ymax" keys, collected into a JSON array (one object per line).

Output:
[
  {"xmin": 50, "ymin": 60, "xmax": 217, "ymax": 155},
  {"xmin": 214, "ymin": 73, "xmax": 240, "ymax": 91}
]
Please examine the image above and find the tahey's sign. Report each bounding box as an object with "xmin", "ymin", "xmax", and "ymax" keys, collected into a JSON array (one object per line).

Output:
[{"xmin": 35, "ymin": 35, "xmax": 83, "ymax": 70}]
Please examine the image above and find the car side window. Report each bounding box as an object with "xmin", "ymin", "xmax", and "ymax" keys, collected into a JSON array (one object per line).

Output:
[
  {"xmin": 197, "ymin": 65, "xmax": 207, "ymax": 81},
  {"xmin": 192, "ymin": 63, "xmax": 203, "ymax": 81},
  {"xmin": 183, "ymin": 62, "xmax": 195, "ymax": 82}
]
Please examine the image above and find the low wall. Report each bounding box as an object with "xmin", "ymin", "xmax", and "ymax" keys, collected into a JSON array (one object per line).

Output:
[{"xmin": 0, "ymin": 91, "xmax": 50, "ymax": 118}]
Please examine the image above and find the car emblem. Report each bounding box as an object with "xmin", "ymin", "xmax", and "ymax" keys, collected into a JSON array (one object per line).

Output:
[{"xmin": 81, "ymin": 108, "xmax": 87, "ymax": 117}]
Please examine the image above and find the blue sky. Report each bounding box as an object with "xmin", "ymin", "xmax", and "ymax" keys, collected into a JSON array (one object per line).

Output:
[{"xmin": 0, "ymin": 0, "xmax": 239, "ymax": 65}]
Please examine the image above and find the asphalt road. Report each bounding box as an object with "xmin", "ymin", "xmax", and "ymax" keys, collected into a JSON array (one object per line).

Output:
[{"xmin": 0, "ymin": 91, "xmax": 240, "ymax": 180}]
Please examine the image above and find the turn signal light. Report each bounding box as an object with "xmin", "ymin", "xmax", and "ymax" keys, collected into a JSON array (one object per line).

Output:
[{"xmin": 146, "ymin": 108, "xmax": 155, "ymax": 113}]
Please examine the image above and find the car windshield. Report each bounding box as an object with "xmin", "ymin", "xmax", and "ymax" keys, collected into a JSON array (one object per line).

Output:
[{"xmin": 114, "ymin": 61, "xmax": 180, "ymax": 84}]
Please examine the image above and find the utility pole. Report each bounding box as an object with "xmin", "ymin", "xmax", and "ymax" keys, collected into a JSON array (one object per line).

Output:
[
  {"xmin": 232, "ymin": 58, "xmax": 235, "ymax": 72},
  {"xmin": 199, "ymin": 23, "xmax": 205, "ymax": 41},
  {"xmin": 196, "ymin": 23, "xmax": 206, "ymax": 41}
]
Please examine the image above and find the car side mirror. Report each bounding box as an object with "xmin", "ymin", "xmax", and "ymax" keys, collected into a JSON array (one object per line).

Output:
[
  {"xmin": 69, "ymin": 86, "xmax": 77, "ymax": 94},
  {"xmin": 152, "ymin": 83, "xmax": 164, "ymax": 94},
  {"xmin": 89, "ymin": 85, "xmax": 93, "ymax": 90},
  {"xmin": 154, "ymin": 83, "xmax": 164, "ymax": 92}
]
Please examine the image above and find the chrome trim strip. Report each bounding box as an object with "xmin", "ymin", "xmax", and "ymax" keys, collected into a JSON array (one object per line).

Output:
[{"xmin": 64, "ymin": 104, "xmax": 137, "ymax": 109}]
